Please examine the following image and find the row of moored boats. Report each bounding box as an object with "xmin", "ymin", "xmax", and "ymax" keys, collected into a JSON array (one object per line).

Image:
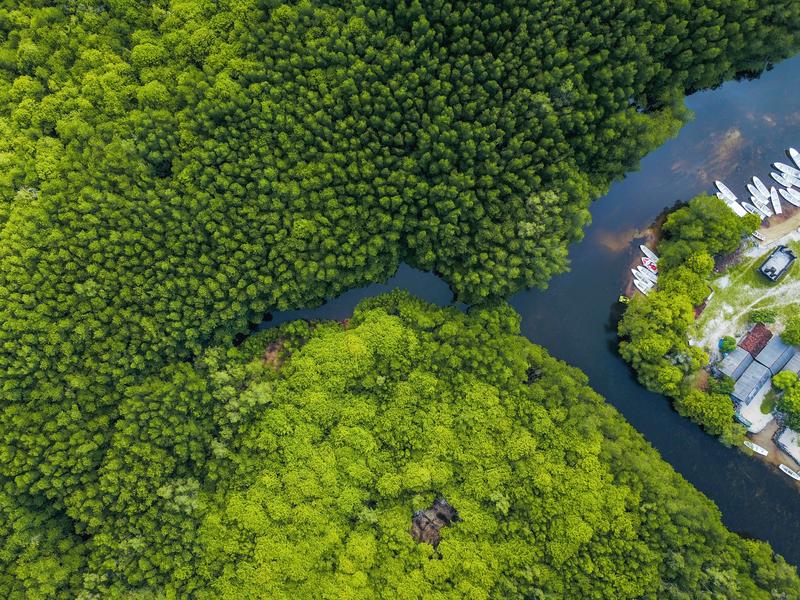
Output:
[
  {"xmin": 632, "ymin": 149, "xmax": 800, "ymax": 297},
  {"xmin": 715, "ymin": 147, "xmax": 800, "ymax": 223},
  {"xmin": 632, "ymin": 245, "xmax": 659, "ymax": 295}
]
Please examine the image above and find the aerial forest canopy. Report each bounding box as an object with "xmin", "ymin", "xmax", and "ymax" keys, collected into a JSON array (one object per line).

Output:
[
  {"xmin": 1, "ymin": 0, "xmax": 800, "ymax": 596},
  {"xmin": 4, "ymin": 292, "xmax": 800, "ymax": 597}
]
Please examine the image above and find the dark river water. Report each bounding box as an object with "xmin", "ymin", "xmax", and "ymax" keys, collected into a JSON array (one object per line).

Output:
[{"xmin": 265, "ymin": 54, "xmax": 800, "ymax": 564}]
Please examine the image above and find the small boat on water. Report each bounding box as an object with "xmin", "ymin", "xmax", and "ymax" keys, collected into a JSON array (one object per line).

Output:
[
  {"xmin": 741, "ymin": 202, "xmax": 766, "ymax": 220},
  {"xmin": 636, "ymin": 266, "xmax": 658, "ymax": 283},
  {"xmin": 726, "ymin": 199, "xmax": 748, "ymax": 218},
  {"xmin": 752, "ymin": 231, "xmax": 766, "ymax": 242},
  {"xmin": 752, "ymin": 196, "xmax": 773, "ymax": 216},
  {"xmin": 771, "ymin": 171, "xmax": 794, "ymax": 188},
  {"xmin": 753, "ymin": 176, "xmax": 770, "ymax": 197},
  {"xmin": 633, "ymin": 278, "xmax": 651, "ymax": 295},
  {"xmin": 786, "ymin": 172, "xmax": 800, "ymax": 188},
  {"xmin": 747, "ymin": 183, "xmax": 769, "ymax": 202},
  {"xmin": 744, "ymin": 440, "xmax": 768, "ymax": 456},
  {"xmin": 640, "ymin": 245, "xmax": 659, "ymax": 263},
  {"xmin": 770, "ymin": 187, "xmax": 782, "ymax": 214},
  {"xmin": 641, "ymin": 256, "xmax": 658, "ymax": 273},
  {"xmin": 714, "ymin": 180, "xmax": 738, "ymax": 202},
  {"xmin": 780, "ymin": 464, "xmax": 800, "ymax": 481},
  {"xmin": 789, "ymin": 147, "xmax": 800, "ymax": 169},
  {"xmin": 775, "ymin": 162, "xmax": 800, "ymax": 178},
  {"xmin": 780, "ymin": 188, "xmax": 800, "ymax": 208}
]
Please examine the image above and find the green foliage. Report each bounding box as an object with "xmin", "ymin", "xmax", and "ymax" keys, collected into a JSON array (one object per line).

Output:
[
  {"xmin": 675, "ymin": 390, "xmax": 736, "ymax": 437},
  {"xmin": 708, "ymin": 374, "xmax": 735, "ymax": 396},
  {"xmin": 783, "ymin": 316, "xmax": 800, "ymax": 346},
  {"xmin": 660, "ymin": 195, "xmax": 758, "ymax": 270},
  {"xmin": 749, "ymin": 308, "xmax": 777, "ymax": 324},
  {"xmin": 720, "ymin": 336, "xmax": 737, "ymax": 354},
  {"xmin": 0, "ymin": 1, "xmax": 798, "ymax": 596}
]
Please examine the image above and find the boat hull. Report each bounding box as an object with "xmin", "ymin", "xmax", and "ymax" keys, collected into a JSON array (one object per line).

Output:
[
  {"xmin": 780, "ymin": 188, "xmax": 800, "ymax": 208},
  {"xmin": 775, "ymin": 162, "xmax": 800, "ymax": 178},
  {"xmin": 770, "ymin": 187, "xmax": 782, "ymax": 214},
  {"xmin": 753, "ymin": 176, "xmax": 770, "ymax": 197},
  {"xmin": 744, "ymin": 440, "xmax": 769, "ymax": 456},
  {"xmin": 790, "ymin": 147, "xmax": 800, "ymax": 170},
  {"xmin": 780, "ymin": 464, "xmax": 800, "ymax": 481}
]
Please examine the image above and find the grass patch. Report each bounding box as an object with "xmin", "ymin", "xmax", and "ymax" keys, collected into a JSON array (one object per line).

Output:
[{"xmin": 693, "ymin": 241, "xmax": 800, "ymax": 352}]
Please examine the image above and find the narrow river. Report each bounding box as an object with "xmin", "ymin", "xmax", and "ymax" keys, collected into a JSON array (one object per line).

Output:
[{"xmin": 264, "ymin": 53, "xmax": 800, "ymax": 564}]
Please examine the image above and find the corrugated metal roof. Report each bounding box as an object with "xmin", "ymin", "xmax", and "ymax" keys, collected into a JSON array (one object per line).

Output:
[
  {"xmin": 755, "ymin": 336, "xmax": 795, "ymax": 374},
  {"xmin": 719, "ymin": 347, "xmax": 754, "ymax": 379},
  {"xmin": 732, "ymin": 362, "xmax": 771, "ymax": 405},
  {"xmin": 781, "ymin": 352, "xmax": 800, "ymax": 375}
]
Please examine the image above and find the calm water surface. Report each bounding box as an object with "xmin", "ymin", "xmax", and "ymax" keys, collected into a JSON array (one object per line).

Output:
[{"xmin": 266, "ymin": 54, "xmax": 800, "ymax": 563}]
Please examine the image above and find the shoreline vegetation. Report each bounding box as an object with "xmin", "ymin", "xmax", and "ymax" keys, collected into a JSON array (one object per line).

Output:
[
  {"xmin": 619, "ymin": 195, "xmax": 759, "ymax": 443},
  {"xmin": 2, "ymin": 1, "xmax": 800, "ymax": 596}
]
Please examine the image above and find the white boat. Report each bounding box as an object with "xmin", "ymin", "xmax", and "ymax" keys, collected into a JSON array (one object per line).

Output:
[
  {"xmin": 641, "ymin": 256, "xmax": 658, "ymax": 274},
  {"xmin": 771, "ymin": 171, "xmax": 794, "ymax": 188},
  {"xmin": 770, "ymin": 187, "xmax": 782, "ymax": 215},
  {"xmin": 786, "ymin": 172, "xmax": 800, "ymax": 188},
  {"xmin": 636, "ymin": 266, "xmax": 658, "ymax": 283},
  {"xmin": 714, "ymin": 180, "xmax": 738, "ymax": 202},
  {"xmin": 747, "ymin": 183, "xmax": 769, "ymax": 202},
  {"xmin": 741, "ymin": 202, "xmax": 766, "ymax": 220},
  {"xmin": 743, "ymin": 440, "xmax": 768, "ymax": 456},
  {"xmin": 751, "ymin": 196, "xmax": 773, "ymax": 216},
  {"xmin": 780, "ymin": 188, "xmax": 800, "ymax": 208},
  {"xmin": 752, "ymin": 231, "xmax": 766, "ymax": 242},
  {"xmin": 640, "ymin": 245, "xmax": 659, "ymax": 263},
  {"xmin": 753, "ymin": 176, "xmax": 770, "ymax": 197},
  {"xmin": 726, "ymin": 200, "xmax": 748, "ymax": 218},
  {"xmin": 779, "ymin": 464, "xmax": 800, "ymax": 481},
  {"xmin": 775, "ymin": 162, "xmax": 800, "ymax": 178},
  {"xmin": 789, "ymin": 147, "xmax": 800, "ymax": 169},
  {"xmin": 633, "ymin": 278, "xmax": 651, "ymax": 295}
]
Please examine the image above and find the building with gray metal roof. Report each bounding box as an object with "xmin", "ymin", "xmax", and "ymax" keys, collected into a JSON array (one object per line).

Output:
[
  {"xmin": 780, "ymin": 352, "xmax": 800, "ymax": 376},
  {"xmin": 754, "ymin": 336, "xmax": 795, "ymax": 375},
  {"xmin": 719, "ymin": 347, "xmax": 754, "ymax": 380},
  {"xmin": 732, "ymin": 361, "xmax": 771, "ymax": 406}
]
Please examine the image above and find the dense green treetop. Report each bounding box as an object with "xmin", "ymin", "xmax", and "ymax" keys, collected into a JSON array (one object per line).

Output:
[
  {"xmin": 0, "ymin": 1, "xmax": 799, "ymax": 595},
  {"xmin": 4, "ymin": 292, "xmax": 798, "ymax": 597}
]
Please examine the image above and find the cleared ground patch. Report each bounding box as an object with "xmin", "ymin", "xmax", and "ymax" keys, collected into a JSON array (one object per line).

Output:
[{"xmin": 693, "ymin": 237, "xmax": 800, "ymax": 355}]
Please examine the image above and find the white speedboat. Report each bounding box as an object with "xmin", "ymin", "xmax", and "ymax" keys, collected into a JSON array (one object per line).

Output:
[
  {"xmin": 714, "ymin": 180, "xmax": 738, "ymax": 202},
  {"xmin": 752, "ymin": 196, "xmax": 773, "ymax": 216},
  {"xmin": 641, "ymin": 256, "xmax": 658, "ymax": 274},
  {"xmin": 789, "ymin": 147, "xmax": 800, "ymax": 169},
  {"xmin": 633, "ymin": 278, "xmax": 651, "ymax": 295},
  {"xmin": 770, "ymin": 187, "xmax": 782, "ymax": 214},
  {"xmin": 780, "ymin": 464, "xmax": 800, "ymax": 481},
  {"xmin": 640, "ymin": 245, "xmax": 659, "ymax": 263},
  {"xmin": 771, "ymin": 171, "xmax": 794, "ymax": 188},
  {"xmin": 753, "ymin": 176, "xmax": 770, "ymax": 197},
  {"xmin": 747, "ymin": 183, "xmax": 769, "ymax": 202},
  {"xmin": 780, "ymin": 188, "xmax": 800, "ymax": 208},
  {"xmin": 636, "ymin": 266, "xmax": 658, "ymax": 283},
  {"xmin": 775, "ymin": 162, "xmax": 800, "ymax": 178},
  {"xmin": 752, "ymin": 231, "xmax": 766, "ymax": 242},
  {"xmin": 744, "ymin": 440, "xmax": 768, "ymax": 456},
  {"xmin": 741, "ymin": 202, "xmax": 766, "ymax": 219}
]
